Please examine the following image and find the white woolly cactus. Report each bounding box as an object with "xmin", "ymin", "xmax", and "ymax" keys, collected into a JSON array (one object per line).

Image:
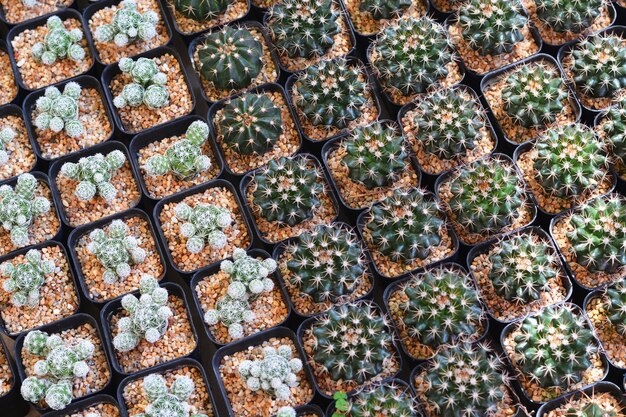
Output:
[
  {"xmin": 88, "ymin": 219, "xmax": 146, "ymax": 284},
  {"xmin": 112, "ymin": 275, "xmax": 172, "ymax": 352},
  {"xmin": 32, "ymin": 16, "xmax": 85, "ymax": 65},
  {"xmin": 174, "ymin": 202, "xmax": 232, "ymax": 254},
  {"xmin": 60, "ymin": 150, "xmax": 126, "ymax": 202},
  {"xmin": 135, "ymin": 374, "xmax": 208, "ymax": 417},
  {"xmin": 276, "ymin": 407, "xmax": 296, "ymax": 417},
  {"xmin": 238, "ymin": 345, "xmax": 303, "ymax": 401},
  {"xmin": 113, "ymin": 57, "xmax": 169, "ymax": 110},
  {"xmin": 1, "ymin": 249, "xmax": 55, "ymax": 308},
  {"xmin": 0, "ymin": 127, "xmax": 16, "ymax": 166},
  {"xmin": 94, "ymin": 0, "xmax": 159, "ymax": 47},
  {"xmin": 34, "ymin": 82, "xmax": 84, "ymax": 138}
]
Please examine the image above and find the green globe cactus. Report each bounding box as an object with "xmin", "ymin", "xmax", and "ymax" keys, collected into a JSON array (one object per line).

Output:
[
  {"xmin": 60, "ymin": 150, "xmax": 126, "ymax": 202},
  {"xmin": 145, "ymin": 121, "xmax": 211, "ymax": 179},
  {"xmin": 536, "ymin": 0, "xmax": 603, "ymax": 34},
  {"xmin": 113, "ymin": 57, "xmax": 169, "ymax": 110},
  {"xmin": 601, "ymin": 96, "xmax": 626, "ymax": 171},
  {"xmin": 238, "ymin": 345, "xmax": 303, "ymax": 400},
  {"xmin": 0, "ymin": 173, "xmax": 51, "ymax": 247},
  {"xmin": 0, "ymin": 127, "xmax": 16, "ymax": 166},
  {"xmin": 94, "ymin": 0, "xmax": 159, "ymax": 47},
  {"xmin": 346, "ymin": 382, "xmax": 419, "ymax": 417},
  {"xmin": 174, "ymin": 202, "xmax": 232, "ymax": 254},
  {"xmin": 294, "ymin": 58, "xmax": 368, "ymax": 130},
  {"xmin": 31, "ymin": 16, "xmax": 85, "ymax": 65},
  {"xmin": 458, "ymin": 0, "xmax": 528, "ymax": 56},
  {"xmin": 197, "ymin": 26, "xmax": 264, "ymax": 91},
  {"xmin": 133, "ymin": 373, "xmax": 208, "ymax": 417},
  {"xmin": 34, "ymin": 82, "xmax": 84, "ymax": 138},
  {"xmin": 267, "ymin": 0, "xmax": 341, "ymax": 59},
  {"xmin": 359, "ymin": 0, "xmax": 411, "ymax": 20},
  {"xmin": 604, "ymin": 280, "xmax": 626, "ymax": 337},
  {"xmin": 218, "ymin": 93, "xmax": 283, "ymax": 155},
  {"xmin": 1, "ymin": 249, "xmax": 55, "ymax": 308},
  {"xmin": 172, "ymin": 0, "xmax": 234, "ymax": 22},
  {"xmin": 251, "ymin": 156, "xmax": 324, "ymax": 227},
  {"xmin": 501, "ymin": 63, "xmax": 569, "ymax": 129}
]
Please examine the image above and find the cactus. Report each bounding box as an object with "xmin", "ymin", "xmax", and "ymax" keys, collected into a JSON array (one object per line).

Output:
[
  {"xmin": 536, "ymin": 0, "xmax": 604, "ymax": 34},
  {"xmin": 346, "ymin": 382, "xmax": 419, "ymax": 417},
  {"xmin": 94, "ymin": 0, "xmax": 159, "ymax": 47},
  {"xmin": 113, "ymin": 57, "xmax": 169, "ymax": 110},
  {"xmin": 601, "ymin": 97, "xmax": 626, "ymax": 170},
  {"xmin": 501, "ymin": 63, "xmax": 568, "ymax": 129},
  {"xmin": 197, "ymin": 26, "xmax": 264, "ymax": 91},
  {"xmin": 570, "ymin": 34, "xmax": 626, "ymax": 99},
  {"xmin": 458, "ymin": 0, "xmax": 528, "ymax": 56},
  {"xmin": 1, "ymin": 249, "xmax": 55, "ymax": 308},
  {"xmin": 267, "ymin": 0, "xmax": 341, "ymax": 59},
  {"xmin": 0, "ymin": 127, "xmax": 16, "ymax": 166},
  {"xmin": 251, "ymin": 156, "xmax": 324, "ymax": 227},
  {"xmin": 0, "ymin": 173, "xmax": 51, "ymax": 247},
  {"xmin": 341, "ymin": 122, "xmax": 407, "ymax": 190},
  {"xmin": 60, "ymin": 150, "xmax": 126, "ymax": 202},
  {"xmin": 238, "ymin": 345, "xmax": 303, "ymax": 400},
  {"xmin": 20, "ymin": 330, "xmax": 95, "ymax": 410},
  {"xmin": 604, "ymin": 280, "xmax": 626, "ymax": 337},
  {"xmin": 512, "ymin": 304, "xmax": 598, "ymax": 389},
  {"xmin": 203, "ymin": 293, "xmax": 254, "ymax": 340},
  {"xmin": 359, "ymin": 0, "xmax": 411, "ymax": 20},
  {"xmin": 218, "ymin": 93, "xmax": 283, "ymax": 155},
  {"xmin": 174, "ymin": 202, "xmax": 232, "ymax": 254},
  {"xmin": 276, "ymin": 407, "xmax": 297, "ymax": 417},
  {"xmin": 31, "ymin": 16, "xmax": 85, "ymax": 65},
  {"xmin": 135, "ymin": 373, "xmax": 208, "ymax": 417},
  {"xmin": 34, "ymin": 82, "xmax": 84, "ymax": 138},
  {"xmin": 569, "ymin": 403, "xmax": 618, "ymax": 417},
  {"xmin": 532, "ymin": 124, "xmax": 609, "ymax": 200},
  {"xmin": 112, "ymin": 275, "xmax": 172, "ymax": 352},
  {"xmin": 366, "ymin": 188, "xmax": 444, "ymax": 263},
  {"xmin": 294, "ymin": 58, "xmax": 368, "ymax": 130},
  {"xmin": 309, "ymin": 302, "xmax": 394, "ymax": 384},
  {"xmin": 172, "ymin": 0, "xmax": 234, "ymax": 22},
  {"xmin": 371, "ymin": 17, "xmax": 454, "ymax": 96},
  {"xmin": 145, "ymin": 121, "xmax": 211, "ymax": 179},
  {"xmin": 566, "ymin": 194, "xmax": 626, "ymax": 274}
]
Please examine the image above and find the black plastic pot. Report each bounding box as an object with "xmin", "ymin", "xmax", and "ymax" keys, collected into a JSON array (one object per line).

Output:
[
  {"xmin": 583, "ymin": 290, "xmax": 626, "ymax": 372},
  {"xmin": 0, "ymin": 0, "xmax": 76, "ymax": 27},
  {"xmin": 339, "ymin": 0, "xmax": 430, "ymax": 38},
  {"xmin": 22, "ymin": 75, "xmax": 115, "ymax": 163},
  {"xmin": 212, "ymin": 326, "xmax": 317, "ymax": 415},
  {"xmin": 537, "ymin": 381, "xmax": 625, "ymax": 417},
  {"xmin": 13, "ymin": 312, "xmax": 113, "ymax": 413},
  {"xmin": 299, "ymin": 404, "xmax": 325, "ymax": 417},
  {"xmin": 325, "ymin": 378, "xmax": 416, "ymax": 417},
  {"xmin": 594, "ymin": 109, "xmax": 626, "ymax": 183},
  {"xmin": 41, "ymin": 394, "xmax": 120, "ymax": 417},
  {"xmin": 0, "ymin": 330, "xmax": 27, "ymax": 416},
  {"xmin": 0, "ymin": 103, "xmax": 38, "ymax": 177},
  {"xmin": 100, "ymin": 45, "xmax": 196, "ymax": 135},
  {"xmin": 49, "ymin": 140, "xmax": 141, "ymax": 229},
  {"xmin": 129, "ymin": 114, "xmax": 225, "ymax": 203},
  {"xmin": 6, "ymin": 9, "xmax": 97, "ymax": 92},
  {"xmin": 0, "ymin": 39, "xmax": 20, "ymax": 106}
]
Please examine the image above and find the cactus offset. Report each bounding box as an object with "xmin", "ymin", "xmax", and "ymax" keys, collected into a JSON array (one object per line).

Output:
[
  {"xmin": 94, "ymin": 0, "xmax": 159, "ymax": 47},
  {"xmin": 113, "ymin": 57, "xmax": 169, "ymax": 110},
  {"xmin": 174, "ymin": 202, "xmax": 232, "ymax": 254},
  {"xmin": 536, "ymin": 0, "xmax": 604, "ymax": 34},
  {"xmin": 31, "ymin": 16, "xmax": 85, "ymax": 65},
  {"xmin": 359, "ymin": 0, "xmax": 411, "ymax": 20},
  {"xmin": 0, "ymin": 127, "xmax": 16, "ymax": 166},
  {"xmin": 34, "ymin": 82, "xmax": 84, "ymax": 138},
  {"xmin": 238, "ymin": 345, "xmax": 303, "ymax": 400},
  {"xmin": 346, "ymin": 382, "xmax": 419, "ymax": 417},
  {"xmin": 137, "ymin": 373, "xmax": 208, "ymax": 417},
  {"xmin": 60, "ymin": 150, "xmax": 126, "ymax": 202},
  {"xmin": 1, "ymin": 249, "xmax": 55, "ymax": 308},
  {"xmin": 172, "ymin": 0, "xmax": 234, "ymax": 22}
]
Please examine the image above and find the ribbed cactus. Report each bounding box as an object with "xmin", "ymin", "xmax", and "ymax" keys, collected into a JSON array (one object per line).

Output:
[
  {"xmin": 604, "ymin": 280, "xmax": 626, "ymax": 337},
  {"xmin": 32, "ymin": 16, "xmax": 85, "ymax": 65},
  {"xmin": 251, "ymin": 156, "xmax": 323, "ymax": 227},
  {"xmin": 1, "ymin": 249, "xmax": 55, "ymax": 308},
  {"xmin": 174, "ymin": 202, "xmax": 232, "ymax": 254},
  {"xmin": 268, "ymin": 0, "xmax": 341, "ymax": 59},
  {"xmin": 371, "ymin": 17, "xmax": 453, "ymax": 96},
  {"xmin": 60, "ymin": 150, "xmax": 126, "ymax": 202},
  {"xmin": 113, "ymin": 57, "xmax": 169, "ymax": 110},
  {"xmin": 197, "ymin": 26, "xmax": 263, "ymax": 91},
  {"xmin": 501, "ymin": 63, "xmax": 568, "ymax": 128},
  {"xmin": 512, "ymin": 304, "xmax": 598, "ymax": 389},
  {"xmin": 0, "ymin": 174, "xmax": 51, "ymax": 247},
  {"xmin": 536, "ymin": 0, "xmax": 603, "ymax": 34},
  {"xmin": 34, "ymin": 82, "xmax": 84, "ymax": 138},
  {"xmin": 309, "ymin": 302, "xmax": 393, "ymax": 384},
  {"xmin": 566, "ymin": 194, "xmax": 626, "ymax": 274},
  {"xmin": 286, "ymin": 224, "xmax": 365, "ymax": 303},
  {"xmin": 294, "ymin": 58, "xmax": 367, "ymax": 130},
  {"xmin": 601, "ymin": 97, "xmax": 626, "ymax": 170},
  {"xmin": 366, "ymin": 188, "xmax": 444, "ymax": 263},
  {"xmin": 172, "ymin": 0, "xmax": 234, "ymax": 22},
  {"xmin": 94, "ymin": 0, "xmax": 159, "ymax": 47},
  {"xmin": 359, "ymin": 0, "xmax": 411, "ymax": 20},
  {"xmin": 570, "ymin": 34, "xmax": 626, "ymax": 99},
  {"xmin": 218, "ymin": 93, "xmax": 283, "ymax": 155},
  {"xmin": 21, "ymin": 330, "xmax": 95, "ymax": 410},
  {"xmin": 145, "ymin": 121, "xmax": 211, "ymax": 179},
  {"xmin": 113, "ymin": 275, "xmax": 172, "ymax": 352},
  {"xmin": 0, "ymin": 127, "xmax": 15, "ymax": 166},
  {"xmin": 569, "ymin": 403, "xmax": 618, "ymax": 417},
  {"xmin": 342, "ymin": 122, "xmax": 407, "ymax": 190},
  {"xmin": 458, "ymin": 0, "xmax": 528, "ymax": 56},
  {"xmin": 345, "ymin": 382, "xmax": 418, "ymax": 417},
  {"xmin": 238, "ymin": 345, "xmax": 303, "ymax": 400},
  {"xmin": 137, "ymin": 374, "xmax": 208, "ymax": 417}
]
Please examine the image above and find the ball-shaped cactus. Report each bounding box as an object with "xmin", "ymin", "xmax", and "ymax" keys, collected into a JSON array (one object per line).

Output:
[
  {"xmin": 94, "ymin": 0, "xmax": 159, "ymax": 47},
  {"xmin": 138, "ymin": 373, "xmax": 208, "ymax": 417},
  {"xmin": 113, "ymin": 57, "xmax": 169, "ymax": 110},
  {"xmin": 347, "ymin": 382, "xmax": 419, "ymax": 417},
  {"xmin": 359, "ymin": 0, "xmax": 411, "ymax": 20},
  {"xmin": 31, "ymin": 16, "xmax": 85, "ymax": 65},
  {"xmin": 536, "ymin": 0, "xmax": 604, "ymax": 34},
  {"xmin": 172, "ymin": 0, "xmax": 234, "ymax": 22},
  {"xmin": 238, "ymin": 345, "xmax": 303, "ymax": 400},
  {"xmin": 60, "ymin": 150, "xmax": 126, "ymax": 202},
  {"xmin": 604, "ymin": 280, "xmax": 626, "ymax": 337},
  {"xmin": 1, "ymin": 249, "xmax": 55, "ymax": 308},
  {"xmin": 34, "ymin": 82, "xmax": 84, "ymax": 138},
  {"xmin": 601, "ymin": 96, "xmax": 626, "ymax": 171},
  {"xmin": 174, "ymin": 202, "xmax": 232, "ymax": 254}
]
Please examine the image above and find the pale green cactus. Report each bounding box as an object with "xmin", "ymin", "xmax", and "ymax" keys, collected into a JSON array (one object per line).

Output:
[
  {"xmin": 131, "ymin": 373, "xmax": 208, "ymax": 417},
  {"xmin": 113, "ymin": 57, "xmax": 169, "ymax": 110},
  {"xmin": 0, "ymin": 127, "xmax": 15, "ymax": 166},
  {"xmin": 31, "ymin": 16, "xmax": 85, "ymax": 65},
  {"xmin": 1, "ymin": 249, "xmax": 55, "ymax": 308},
  {"xmin": 174, "ymin": 202, "xmax": 232, "ymax": 254},
  {"xmin": 94, "ymin": 0, "xmax": 159, "ymax": 47},
  {"xmin": 60, "ymin": 150, "xmax": 126, "ymax": 202},
  {"xmin": 238, "ymin": 345, "xmax": 303, "ymax": 400},
  {"xmin": 34, "ymin": 82, "xmax": 84, "ymax": 138}
]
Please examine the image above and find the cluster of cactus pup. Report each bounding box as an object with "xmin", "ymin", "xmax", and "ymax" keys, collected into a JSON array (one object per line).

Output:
[
  {"xmin": 174, "ymin": 202, "xmax": 233, "ymax": 254},
  {"xmin": 95, "ymin": 0, "xmax": 159, "ymax": 47},
  {"xmin": 32, "ymin": 16, "xmax": 85, "ymax": 65},
  {"xmin": 0, "ymin": 126, "xmax": 15, "ymax": 166},
  {"xmin": 133, "ymin": 373, "xmax": 208, "ymax": 417},
  {"xmin": 34, "ymin": 82, "xmax": 84, "ymax": 138},
  {"xmin": 60, "ymin": 150, "xmax": 126, "ymax": 202},
  {"xmin": 113, "ymin": 57, "xmax": 169, "ymax": 110},
  {"xmin": 2, "ymin": 248, "xmax": 55, "ymax": 308}
]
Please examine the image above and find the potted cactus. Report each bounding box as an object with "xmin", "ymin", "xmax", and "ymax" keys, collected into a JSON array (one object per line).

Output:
[
  {"xmin": 165, "ymin": 0, "xmax": 249, "ymax": 37},
  {"xmin": 342, "ymin": 0, "xmax": 427, "ymax": 36},
  {"xmin": 537, "ymin": 382, "xmax": 625, "ymax": 417},
  {"xmin": 551, "ymin": 193, "xmax": 626, "ymax": 290},
  {"xmin": 190, "ymin": 23, "xmax": 279, "ymax": 103},
  {"xmin": 323, "ymin": 121, "xmax": 419, "ymax": 210},
  {"xmin": 596, "ymin": 95, "xmax": 626, "ymax": 181},
  {"xmin": 585, "ymin": 281, "xmax": 626, "ymax": 369},
  {"xmin": 0, "ymin": 105, "xmax": 36, "ymax": 181},
  {"xmin": 0, "ymin": 42, "xmax": 18, "ymax": 106},
  {"xmin": 8, "ymin": 11, "xmax": 94, "ymax": 91},
  {"xmin": 273, "ymin": 223, "xmax": 373, "ymax": 317},
  {"xmin": 39, "ymin": 395, "xmax": 121, "ymax": 417},
  {"xmin": 329, "ymin": 380, "xmax": 419, "ymax": 417}
]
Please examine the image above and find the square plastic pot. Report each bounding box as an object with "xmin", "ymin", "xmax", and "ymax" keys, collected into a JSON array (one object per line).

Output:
[
  {"xmin": 0, "ymin": 103, "xmax": 38, "ymax": 176},
  {"xmin": 41, "ymin": 394, "xmax": 120, "ymax": 417},
  {"xmin": 537, "ymin": 381, "xmax": 625, "ymax": 417}
]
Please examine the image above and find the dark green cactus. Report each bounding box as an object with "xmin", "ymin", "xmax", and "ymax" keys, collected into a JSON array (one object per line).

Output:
[
  {"xmin": 601, "ymin": 97, "xmax": 626, "ymax": 170},
  {"xmin": 359, "ymin": 0, "xmax": 411, "ymax": 20},
  {"xmin": 536, "ymin": 0, "xmax": 603, "ymax": 34},
  {"xmin": 568, "ymin": 402, "xmax": 618, "ymax": 417},
  {"xmin": 604, "ymin": 280, "xmax": 626, "ymax": 337},
  {"xmin": 172, "ymin": 0, "xmax": 234, "ymax": 21},
  {"xmin": 347, "ymin": 382, "xmax": 419, "ymax": 417}
]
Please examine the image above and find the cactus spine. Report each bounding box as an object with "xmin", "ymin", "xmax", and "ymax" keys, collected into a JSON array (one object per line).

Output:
[
  {"xmin": 32, "ymin": 16, "xmax": 85, "ymax": 65},
  {"xmin": 135, "ymin": 373, "xmax": 208, "ymax": 417},
  {"xmin": 174, "ymin": 202, "xmax": 233, "ymax": 254},
  {"xmin": 113, "ymin": 57, "xmax": 169, "ymax": 110},
  {"xmin": 34, "ymin": 82, "xmax": 84, "ymax": 138},
  {"xmin": 94, "ymin": 0, "xmax": 159, "ymax": 47},
  {"xmin": 1, "ymin": 249, "xmax": 55, "ymax": 308},
  {"xmin": 60, "ymin": 150, "xmax": 126, "ymax": 202}
]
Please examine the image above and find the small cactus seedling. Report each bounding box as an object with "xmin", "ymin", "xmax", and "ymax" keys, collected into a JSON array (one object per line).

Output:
[
  {"xmin": 34, "ymin": 82, "xmax": 84, "ymax": 138},
  {"xmin": 145, "ymin": 121, "xmax": 211, "ymax": 180},
  {"xmin": 343, "ymin": 382, "xmax": 419, "ymax": 417},
  {"xmin": 197, "ymin": 26, "xmax": 264, "ymax": 91},
  {"xmin": 0, "ymin": 127, "xmax": 15, "ymax": 166},
  {"xmin": 87, "ymin": 219, "xmax": 146, "ymax": 284},
  {"xmin": 20, "ymin": 330, "xmax": 95, "ymax": 410},
  {"xmin": 1, "ymin": 249, "xmax": 55, "ymax": 308},
  {"xmin": 0, "ymin": 173, "xmax": 51, "ymax": 247},
  {"xmin": 174, "ymin": 202, "xmax": 232, "ymax": 254},
  {"xmin": 134, "ymin": 373, "xmax": 208, "ymax": 417},
  {"xmin": 341, "ymin": 122, "xmax": 407, "ymax": 190},
  {"xmin": 218, "ymin": 93, "xmax": 283, "ymax": 155},
  {"xmin": 60, "ymin": 150, "xmax": 126, "ymax": 202},
  {"xmin": 294, "ymin": 58, "xmax": 367, "ymax": 130},
  {"xmin": 113, "ymin": 275, "xmax": 172, "ymax": 352},
  {"xmin": 238, "ymin": 345, "xmax": 303, "ymax": 400},
  {"xmin": 113, "ymin": 57, "xmax": 169, "ymax": 110},
  {"xmin": 536, "ymin": 0, "xmax": 604, "ymax": 34},
  {"xmin": 172, "ymin": 0, "xmax": 234, "ymax": 22},
  {"xmin": 359, "ymin": 0, "xmax": 411, "ymax": 20},
  {"xmin": 268, "ymin": 0, "xmax": 341, "ymax": 59},
  {"xmin": 95, "ymin": 0, "xmax": 159, "ymax": 47},
  {"xmin": 601, "ymin": 96, "xmax": 626, "ymax": 172},
  {"xmin": 32, "ymin": 16, "xmax": 85, "ymax": 65},
  {"xmin": 604, "ymin": 280, "xmax": 626, "ymax": 337},
  {"xmin": 251, "ymin": 156, "xmax": 324, "ymax": 227}
]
